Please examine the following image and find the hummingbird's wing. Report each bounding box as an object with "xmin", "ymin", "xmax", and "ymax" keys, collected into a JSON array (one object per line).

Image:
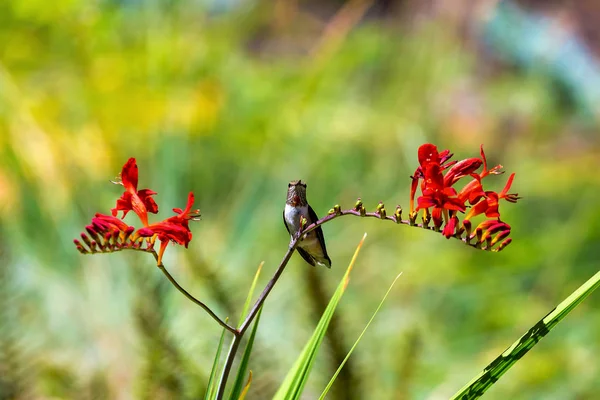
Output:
[
  {"xmin": 283, "ymin": 209, "xmax": 326, "ymax": 268},
  {"xmin": 297, "ymin": 247, "xmax": 318, "ymax": 267},
  {"xmin": 283, "ymin": 209, "xmax": 292, "ymax": 235},
  {"xmin": 308, "ymin": 205, "xmax": 332, "ymax": 268}
]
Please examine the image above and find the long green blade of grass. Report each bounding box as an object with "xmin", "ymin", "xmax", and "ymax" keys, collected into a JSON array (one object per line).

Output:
[
  {"xmin": 228, "ymin": 262, "xmax": 264, "ymax": 399},
  {"xmin": 229, "ymin": 307, "xmax": 262, "ymax": 400},
  {"xmin": 205, "ymin": 318, "xmax": 229, "ymax": 400},
  {"xmin": 452, "ymin": 269, "xmax": 600, "ymax": 399},
  {"xmin": 319, "ymin": 272, "xmax": 403, "ymax": 400},
  {"xmin": 273, "ymin": 233, "xmax": 368, "ymax": 400},
  {"xmin": 238, "ymin": 371, "xmax": 253, "ymax": 400},
  {"xmin": 238, "ymin": 262, "xmax": 264, "ymax": 326}
]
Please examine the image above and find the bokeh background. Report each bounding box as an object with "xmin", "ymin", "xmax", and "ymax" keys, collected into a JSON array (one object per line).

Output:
[{"xmin": 2, "ymin": 0, "xmax": 600, "ymax": 399}]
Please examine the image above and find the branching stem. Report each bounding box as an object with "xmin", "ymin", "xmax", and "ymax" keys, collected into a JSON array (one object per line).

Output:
[
  {"xmin": 169, "ymin": 207, "xmax": 484, "ymax": 399},
  {"xmin": 150, "ymin": 250, "xmax": 239, "ymax": 336},
  {"xmin": 215, "ymin": 242, "xmax": 299, "ymax": 399}
]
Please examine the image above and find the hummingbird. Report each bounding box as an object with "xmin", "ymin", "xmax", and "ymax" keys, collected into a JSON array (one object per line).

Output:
[{"xmin": 283, "ymin": 180, "xmax": 332, "ymax": 268}]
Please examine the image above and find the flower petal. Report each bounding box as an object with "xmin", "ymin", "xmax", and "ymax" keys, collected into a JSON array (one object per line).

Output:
[{"xmin": 121, "ymin": 158, "xmax": 139, "ymax": 193}]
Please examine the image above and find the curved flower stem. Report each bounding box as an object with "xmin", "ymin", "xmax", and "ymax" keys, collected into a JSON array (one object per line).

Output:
[
  {"xmin": 150, "ymin": 250, "xmax": 239, "ymax": 336},
  {"xmin": 302, "ymin": 208, "xmax": 487, "ymax": 250},
  {"xmin": 213, "ymin": 205, "xmax": 488, "ymax": 399},
  {"xmin": 216, "ymin": 336, "xmax": 242, "ymax": 399},
  {"xmin": 215, "ymin": 242, "xmax": 299, "ymax": 400},
  {"xmin": 239, "ymin": 244, "xmax": 298, "ymax": 334}
]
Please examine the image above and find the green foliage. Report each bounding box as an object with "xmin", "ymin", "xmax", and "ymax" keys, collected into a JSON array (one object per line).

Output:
[
  {"xmin": 229, "ymin": 263, "xmax": 264, "ymax": 400},
  {"xmin": 0, "ymin": 242, "xmax": 31, "ymax": 400},
  {"xmin": 134, "ymin": 269, "xmax": 194, "ymax": 399},
  {"xmin": 274, "ymin": 234, "xmax": 366, "ymax": 400},
  {"xmin": 320, "ymin": 272, "xmax": 403, "ymax": 399},
  {"xmin": 229, "ymin": 308, "xmax": 262, "ymax": 400},
  {"xmin": 205, "ymin": 322, "xmax": 229, "ymax": 400},
  {"xmin": 1, "ymin": 0, "xmax": 600, "ymax": 398},
  {"xmin": 453, "ymin": 269, "xmax": 600, "ymax": 399}
]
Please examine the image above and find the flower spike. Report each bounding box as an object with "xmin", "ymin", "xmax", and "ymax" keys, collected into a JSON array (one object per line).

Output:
[
  {"xmin": 75, "ymin": 160, "xmax": 200, "ymax": 263},
  {"xmin": 111, "ymin": 158, "xmax": 159, "ymax": 227},
  {"xmin": 408, "ymin": 143, "xmax": 519, "ymax": 251}
]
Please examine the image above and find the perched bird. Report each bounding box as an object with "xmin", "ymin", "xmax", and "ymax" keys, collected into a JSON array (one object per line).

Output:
[{"xmin": 283, "ymin": 180, "xmax": 332, "ymax": 268}]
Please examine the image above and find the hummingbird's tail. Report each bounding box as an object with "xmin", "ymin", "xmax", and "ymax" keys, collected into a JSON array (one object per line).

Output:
[
  {"xmin": 316, "ymin": 254, "xmax": 331, "ymax": 269},
  {"xmin": 297, "ymin": 247, "xmax": 331, "ymax": 268}
]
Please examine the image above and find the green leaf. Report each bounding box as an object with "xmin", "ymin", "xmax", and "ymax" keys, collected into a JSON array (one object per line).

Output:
[
  {"xmin": 227, "ymin": 261, "xmax": 263, "ymax": 400},
  {"xmin": 229, "ymin": 307, "xmax": 262, "ymax": 400},
  {"xmin": 273, "ymin": 233, "xmax": 368, "ymax": 400},
  {"xmin": 205, "ymin": 318, "xmax": 229, "ymax": 400},
  {"xmin": 452, "ymin": 269, "xmax": 600, "ymax": 399},
  {"xmin": 319, "ymin": 272, "xmax": 403, "ymax": 399},
  {"xmin": 238, "ymin": 262, "xmax": 264, "ymax": 326},
  {"xmin": 238, "ymin": 371, "xmax": 253, "ymax": 400}
]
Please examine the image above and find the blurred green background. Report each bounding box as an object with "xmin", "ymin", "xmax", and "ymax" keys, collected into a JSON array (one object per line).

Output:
[{"xmin": 2, "ymin": 0, "xmax": 600, "ymax": 399}]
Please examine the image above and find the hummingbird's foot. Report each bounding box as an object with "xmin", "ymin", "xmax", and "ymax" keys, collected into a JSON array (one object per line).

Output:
[{"xmin": 293, "ymin": 231, "xmax": 303, "ymax": 242}]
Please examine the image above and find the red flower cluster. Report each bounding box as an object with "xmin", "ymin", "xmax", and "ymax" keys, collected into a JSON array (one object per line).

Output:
[
  {"xmin": 410, "ymin": 144, "xmax": 519, "ymax": 250},
  {"xmin": 74, "ymin": 158, "xmax": 200, "ymax": 264}
]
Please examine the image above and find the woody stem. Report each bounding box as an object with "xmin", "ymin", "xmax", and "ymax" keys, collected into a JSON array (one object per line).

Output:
[
  {"xmin": 150, "ymin": 250, "xmax": 238, "ymax": 336},
  {"xmin": 215, "ymin": 241, "xmax": 299, "ymax": 400},
  {"xmin": 214, "ymin": 206, "xmax": 481, "ymax": 398}
]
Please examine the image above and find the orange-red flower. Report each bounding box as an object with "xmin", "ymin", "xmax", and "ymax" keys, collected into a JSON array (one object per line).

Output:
[
  {"xmin": 91, "ymin": 213, "xmax": 134, "ymax": 234},
  {"xmin": 410, "ymin": 143, "xmax": 519, "ymax": 248},
  {"xmin": 411, "ymin": 144, "xmax": 465, "ymax": 217},
  {"xmin": 411, "ymin": 144, "xmax": 468, "ymax": 231},
  {"xmin": 137, "ymin": 192, "xmax": 200, "ymax": 265},
  {"xmin": 75, "ymin": 158, "xmax": 200, "ymax": 262},
  {"xmin": 443, "ymin": 158, "xmax": 482, "ymax": 187},
  {"xmin": 442, "ymin": 215, "xmax": 459, "ymax": 237},
  {"xmin": 464, "ymin": 173, "xmax": 518, "ymax": 221},
  {"xmin": 111, "ymin": 158, "xmax": 158, "ymax": 226}
]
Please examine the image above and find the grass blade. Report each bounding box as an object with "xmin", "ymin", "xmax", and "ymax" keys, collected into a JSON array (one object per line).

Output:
[
  {"xmin": 238, "ymin": 371, "xmax": 253, "ymax": 400},
  {"xmin": 238, "ymin": 262, "xmax": 264, "ymax": 326},
  {"xmin": 205, "ymin": 318, "xmax": 229, "ymax": 400},
  {"xmin": 229, "ymin": 308, "xmax": 263, "ymax": 400},
  {"xmin": 273, "ymin": 233, "xmax": 368, "ymax": 400},
  {"xmin": 451, "ymin": 269, "xmax": 600, "ymax": 399},
  {"xmin": 319, "ymin": 272, "xmax": 403, "ymax": 399}
]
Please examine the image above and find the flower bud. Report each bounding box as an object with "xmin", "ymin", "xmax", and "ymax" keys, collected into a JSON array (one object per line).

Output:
[
  {"xmin": 394, "ymin": 206, "xmax": 402, "ymax": 223},
  {"xmin": 376, "ymin": 202, "xmax": 386, "ymax": 218}
]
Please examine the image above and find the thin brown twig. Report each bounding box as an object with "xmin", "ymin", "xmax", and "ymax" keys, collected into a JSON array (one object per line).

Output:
[
  {"xmin": 301, "ymin": 208, "xmax": 490, "ymax": 251},
  {"xmin": 215, "ymin": 242, "xmax": 299, "ymax": 400},
  {"xmin": 149, "ymin": 250, "xmax": 239, "ymax": 336},
  {"xmin": 213, "ymin": 203, "xmax": 499, "ymax": 398}
]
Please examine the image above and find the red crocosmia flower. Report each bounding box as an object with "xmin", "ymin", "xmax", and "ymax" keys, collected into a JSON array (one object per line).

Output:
[
  {"xmin": 91, "ymin": 213, "xmax": 134, "ymax": 234},
  {"xmin": 418, "ymin": 144, "xmax": 440, "ymax": 165},
  {"xmin": 454, "ymin": 145, "xmax": 503, "ymax": 205},
  {"xmin": 457, "ymin": 175, "xmax": 486, "ymax": 205},
  {"xmin": 137, "ymin": 192, "xmax": 200, "ymax": 265},
  {"xmin": 478, "ymin": 144, "xmax": 504, "ymax": 179},
  {"xmin": 76, "ymin": 213, "xmax": 136, "ymax": 253},
  {"xmin": 417, "ymin": 188, "xmax": 465, "ymax": 213},
  {"xmin": 411, "ymin": 144, "xmax": 457, "ymax": 213},
  {"xmin": 111, "ymin": 158, "xmax": 159, "ymax": 226},
  {"xmin": 409, "ymin": 143, "xmax": 519, "ymax": 251},
  {"xmin": 478, "ymin": 221, "xmax": 511, "ymax": 242},
  {"xmin": 417, "ymin": 163, "xmax": 465, "ymax": 214},
  {"xmin": 412, "ymin": 144, "xmax": 468, "ymax": 222},
  {"xmin": 464, "ymin": 173, "xmax": 519, "ymax": 222},
  {"xmin": 431, "ymin": 208, "xmax": 443, "ymax": 228},
  {"xmin": 442, "ymin": 215, "xmax": 459, "ymax": 238},
  {"xmin": 443, "ymin": 158, "xmax": 482, "ymax": 187}
]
